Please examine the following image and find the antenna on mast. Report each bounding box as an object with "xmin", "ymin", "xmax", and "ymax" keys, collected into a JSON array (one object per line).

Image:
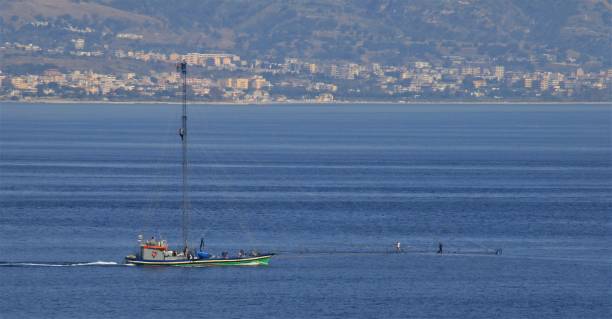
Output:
[{"xmin": 177, "ymin": 61, "xmax": 189, "ymax": 250}]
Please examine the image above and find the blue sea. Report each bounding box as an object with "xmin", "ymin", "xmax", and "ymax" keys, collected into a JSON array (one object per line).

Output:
[{"xmin": 0, "ymin": 103, "xmax": 610, "ymax": 318}]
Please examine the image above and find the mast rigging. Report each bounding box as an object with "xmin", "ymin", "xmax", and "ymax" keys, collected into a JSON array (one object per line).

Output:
[{"xmin": 178, "ymin": 61, "xmax": 189, "ymax": 250}]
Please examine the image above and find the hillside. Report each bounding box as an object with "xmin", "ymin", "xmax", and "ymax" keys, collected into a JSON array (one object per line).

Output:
[{"xmin": 1, "ymin": 0, "xmax": 610, "ymax": 66}]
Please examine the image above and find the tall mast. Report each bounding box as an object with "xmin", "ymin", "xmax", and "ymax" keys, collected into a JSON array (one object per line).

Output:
[{"xmin": 178, "ymin": 61, "xmax": 189, "ymax": 250}]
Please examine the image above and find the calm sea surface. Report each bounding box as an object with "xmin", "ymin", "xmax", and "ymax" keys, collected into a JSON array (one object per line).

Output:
[{"xmin": 0, "ymin": 103, "xmax": 610, "ymax": 318}]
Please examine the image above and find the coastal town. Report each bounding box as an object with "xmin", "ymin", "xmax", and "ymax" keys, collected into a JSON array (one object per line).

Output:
[{"xmin": 2, "ymin": 38, "xmax": 611, "ymax": 103}]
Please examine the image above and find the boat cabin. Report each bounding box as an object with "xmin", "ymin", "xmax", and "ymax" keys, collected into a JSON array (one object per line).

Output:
[
  {"xmin": 139, "ymin": 237, "xmax": 169, "ymax": 261},
  {"xmin": 136, "ymin": 236, "xmax": 189, "ymax": 261}
]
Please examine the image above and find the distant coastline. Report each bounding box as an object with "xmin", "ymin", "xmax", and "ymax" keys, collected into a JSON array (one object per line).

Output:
[{"xmin": 2, "ymin": 98, "xmax": 610, "ymax": 106}]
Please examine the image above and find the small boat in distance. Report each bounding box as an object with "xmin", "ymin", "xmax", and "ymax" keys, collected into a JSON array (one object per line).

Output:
[
  {"xmin": 125, "ymin": 236, "xmax": 272, "ymax": 266},
  {"xmin": 125, "ymin": 62, "xmax": 273, "ymax": 266}
]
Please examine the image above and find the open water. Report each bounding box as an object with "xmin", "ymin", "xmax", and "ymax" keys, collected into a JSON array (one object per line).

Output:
[{"xmin": 0, "ymin": 103, "xmax": 610, "ymax": 318}]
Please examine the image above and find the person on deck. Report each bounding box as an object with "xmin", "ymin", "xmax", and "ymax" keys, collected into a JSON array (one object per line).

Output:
[{"xmin": 395, "ymin": 241, "xmax": 402, "ymax": 253}]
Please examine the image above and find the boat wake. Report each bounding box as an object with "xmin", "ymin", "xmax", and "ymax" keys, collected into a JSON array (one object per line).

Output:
[{"xmin": 0, "ymin": 261, "xmax": 123, "ymax": 267}]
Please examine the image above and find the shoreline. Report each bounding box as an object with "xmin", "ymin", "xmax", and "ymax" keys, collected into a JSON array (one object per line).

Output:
[{"xmin": 1, "ymin": 99, "xmax": 610, "ymax": 105}]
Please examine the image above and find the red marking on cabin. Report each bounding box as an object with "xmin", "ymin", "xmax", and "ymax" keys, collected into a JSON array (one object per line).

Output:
[{"xmin": 144, "ymin": 245, "xmax": 167, "ymax": 250}]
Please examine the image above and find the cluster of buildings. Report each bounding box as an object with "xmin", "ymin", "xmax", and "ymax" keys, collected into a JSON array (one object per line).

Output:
[
  {"xmin": 1, "ymin": 69, "xmax": 277, "ymax": 103},
  {"xmin": 113, "ymin": 49, "xmax": 243, "ymax": 68},
  {"xmin": 369, "ymin": 63, "xmax": 610, "ymax": 99},
  {"xmin": 1, "ymin": 41, "xmax": 610, "ymax": 102}
]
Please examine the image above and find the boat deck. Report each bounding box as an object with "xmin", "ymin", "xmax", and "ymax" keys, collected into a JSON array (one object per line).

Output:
[{"xmin": 126, "ymin": 254, "xmax": 273, "ymax": 267}]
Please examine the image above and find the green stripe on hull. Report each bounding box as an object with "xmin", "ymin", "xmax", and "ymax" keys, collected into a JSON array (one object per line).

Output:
[{"xmin": 127, "ymin": 255, "xmax": 272, "ymax": 267}]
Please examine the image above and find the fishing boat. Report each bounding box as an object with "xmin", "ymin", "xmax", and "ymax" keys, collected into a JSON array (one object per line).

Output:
[{"xmin": 125, "ymin": 62, "xmax": 273, "ymax": 266}]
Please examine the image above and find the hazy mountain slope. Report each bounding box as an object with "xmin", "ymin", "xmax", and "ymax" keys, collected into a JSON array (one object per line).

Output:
[
  {"xmin": 1, "ymin": 0, "xmax": 610, "ymax": 65},
  {"xmin": 0, "ymin": 0, "xmax": 162, "ymax": 28}
]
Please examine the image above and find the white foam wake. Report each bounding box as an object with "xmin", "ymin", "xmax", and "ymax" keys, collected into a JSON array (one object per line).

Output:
[
  {"xmin": 0, "ymin": 261, "xmax": 121, "ymax": 267},
  {"xmin": 69, "ymin": 261, "xmax": 119, "ymax": 266}
]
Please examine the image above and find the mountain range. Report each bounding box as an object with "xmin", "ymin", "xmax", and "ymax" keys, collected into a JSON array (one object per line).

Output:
[{"xmin": 1, "ymin": 0, "xmax": 611, "ymax": 67}]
